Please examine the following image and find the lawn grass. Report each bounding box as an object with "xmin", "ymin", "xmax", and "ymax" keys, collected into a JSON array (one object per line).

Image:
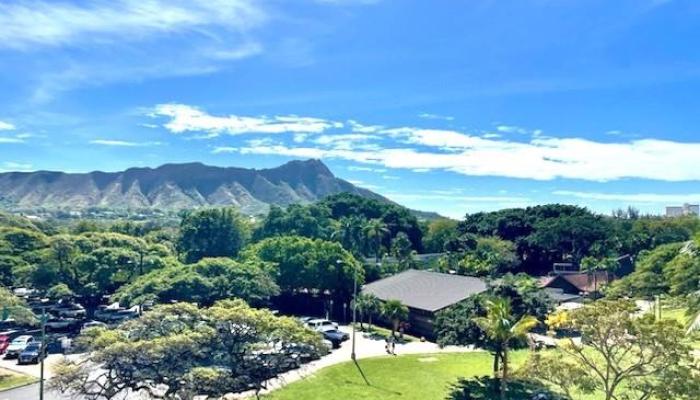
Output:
[
  {"xmin": 352, "ymin": 323, "xmax": 421, "ymax": 343},
  {"xmin": 0, "ymin": 367, "xmax": 37, "ymax": 392},
  {"xmin": 264, "ymin": 351, "xmax": 529, "ymax": 400}
]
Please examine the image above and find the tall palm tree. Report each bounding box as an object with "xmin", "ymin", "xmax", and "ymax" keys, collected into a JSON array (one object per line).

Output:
[
  {"xmin": 331, "ymin": 216, "xmax": 365, "ymax": 255},
  {"xmin": 473, "ymin": 297, "xmax": 538, "ymax": 400},
  {"xmin": 353, "ymin": 293, "xmax": 381, "ymax": 330},
  {"xmin": 381, "ymin": 299, "xmax": 409, "ymax": 339},
  {"xmin": 363, "ymin": 219, "xmax": 389, "ymax": 264}
]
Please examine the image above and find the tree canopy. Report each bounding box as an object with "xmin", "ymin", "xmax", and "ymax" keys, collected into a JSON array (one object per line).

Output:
[
  {"xmin": 51, "ymin": 300, "xmax": 326, "ymax": 399},
  {"xmin": 178, "ymin": 207, "xmax": 250, "ymax": 263}
]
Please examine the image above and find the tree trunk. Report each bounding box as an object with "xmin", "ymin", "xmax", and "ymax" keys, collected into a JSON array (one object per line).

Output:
[
  {"xmin": 493, "ymin": 351, "xmax": 500, "ymax": 378},
  {"xmin": 392, "ymin": 319, "xmax": 399, "ymax": 338},
  {"xmin": 375, "ymin": 236, "xmax": 381, "ymax": 265},
  {"xmin": 501, "ymin": 346, "xmax": 508, "ymax": 400}
]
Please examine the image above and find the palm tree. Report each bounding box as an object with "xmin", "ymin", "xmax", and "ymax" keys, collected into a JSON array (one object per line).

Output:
[
  {"xmin": 331, "ymin": 216, "xmax": 365, "ymax": 255},
  {"xmin": 363, "ymin": 219, "xmax": 389, "ymax": 264},
  {"xmin": 381, "ymin": 299, "xmax": 409, "ymax": 339},
  {"xmin": 473, "ymin": 297, "xmax": 538, "ymax": 400},
  {"xmin": 354, "ymin": 293, "xmax": 381, "ymax": 331}
]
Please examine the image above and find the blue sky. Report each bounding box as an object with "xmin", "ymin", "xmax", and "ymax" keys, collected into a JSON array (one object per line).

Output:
[{"xmin": 1, "ymin": 0, "xmax": 700, "ymax": 218}]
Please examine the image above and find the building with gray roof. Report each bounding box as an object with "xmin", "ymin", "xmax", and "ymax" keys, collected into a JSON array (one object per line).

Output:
[{"xmin": 361, "ymin": 269, "xmax": 487, "ymax": 338}]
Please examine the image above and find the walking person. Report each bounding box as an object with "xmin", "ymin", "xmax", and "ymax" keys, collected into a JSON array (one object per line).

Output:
[{"xmin": 389, "ymin": 335, "xmax": 396, "ymax": 356}]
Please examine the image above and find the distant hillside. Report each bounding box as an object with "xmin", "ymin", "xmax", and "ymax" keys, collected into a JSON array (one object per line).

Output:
[{"xmin": 0, "ymin": 160, "xmax": 435, "ymax": 217}]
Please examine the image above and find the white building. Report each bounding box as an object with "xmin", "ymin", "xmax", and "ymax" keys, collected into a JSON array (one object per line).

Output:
[{"xmin": 666, "ymin": 203, "xmax": 700, "ymax": 217}]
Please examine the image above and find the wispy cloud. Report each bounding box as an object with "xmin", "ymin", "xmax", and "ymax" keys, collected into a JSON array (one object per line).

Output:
[
  {"xmin": 151, "ymin": 104, "xmax": 342, "ymax": 137},
  {"xmin": 347, "ymin": 165, "xmax": 387, "ymax": 173},
  {"xmin": 159, "ymin": 105, "xmax": 700, "ymax": 182},
  {"xmin": 1, "ymin": 1, "xmax": 267, "ymax": 102},
  {"xmin": 553, "ymin": 190, "xmax": 700, "ymax": 204},
  {"xmin": 90, "ymin": 139, "xmax": 162, "ymax": 147},
  {"xmin": 0, "ymin": 0, "xmax": 265, "ymax": 50},
  {"xmin": 236, "ymin": 130, "xmax": 700, "ymax": 182},
  {"xmin": 0, "ymin": 121, "xmax": 15, "ymax": 131},
  {"xmin": 0, "ymin": 137, "xmax": 24, "ymax": 144},
  {"xmin": 0, "ymin": 162, "xmax": 33, "ymax": 172},
  {"xmin": 418, "ymin": 113, "xmax": 454, "ymax": 121}
]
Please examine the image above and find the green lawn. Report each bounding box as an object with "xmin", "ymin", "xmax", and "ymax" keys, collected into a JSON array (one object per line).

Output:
[
  {"xmin": 0, "ymin": 368, "xmax": 37, "ymax": 392},
  {"xmin": 264, "ymin": 351, "xmax": 529, "ymax": 400}
]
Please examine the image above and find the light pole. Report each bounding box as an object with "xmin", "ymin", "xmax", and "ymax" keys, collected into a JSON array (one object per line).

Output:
[{"xmin": 339, "ymin": 259, "xmax": 359, "ymax": 361}]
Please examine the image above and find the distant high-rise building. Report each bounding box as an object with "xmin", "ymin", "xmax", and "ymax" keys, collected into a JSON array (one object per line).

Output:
[{"xmin": 666, "ymin": 203, "xmax": 700, "ymax": 217}]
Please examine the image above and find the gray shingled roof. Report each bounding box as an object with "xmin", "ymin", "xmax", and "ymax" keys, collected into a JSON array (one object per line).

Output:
[{"xmin": 361, "ymin": 269, "xmax": 487, "ymax": 312}]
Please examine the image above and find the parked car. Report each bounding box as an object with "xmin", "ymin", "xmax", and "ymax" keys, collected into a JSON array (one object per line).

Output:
[
  {"xmin": 53, "ymin": 303, "xmax": 86, "ymax": 318},
  {"xmin": 95, "ymin": 304, "xmax": 139, "ymax": 322},
  {"xmin": 4, "ymin": 335, "xmax": 33, "ymax": 359},
  {"xmin": 45, "ymin": 318, "xmax": 80, "ymax": 332},
  {"xmin": 305, "ymin": 319, "xmax": 338, "ymax": 331},
  {"xmin": 80, "ymin": 320, "xmax": 107, "ymax": 333},
  {"xmin": 319, "ymin": 327, "xmax": 349, "ymax": 349},
  {"xmin": 17, "ymin": 341, "xmax": 46, "ymax": 365}
]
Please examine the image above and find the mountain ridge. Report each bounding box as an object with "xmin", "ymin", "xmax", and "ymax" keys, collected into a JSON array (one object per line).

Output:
[{"xmin": 0, "ymin": 159, "xmax": 416, "ymax": 216}]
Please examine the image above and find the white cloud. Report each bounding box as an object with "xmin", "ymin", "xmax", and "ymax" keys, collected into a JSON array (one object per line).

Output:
[
  {"xmin": 0, "ymin": 0, "xmax": 265, "ymax": 49},
  {"xmin": 0, "ymin": 121, "xmax": 15, "ymax": 131},
  {"xmin": 151, "ymin": 104, "xmax": 340, "ymax": 137},
  {"xmin": 0, "ymin": 137, "xmax": 24, "ymax": 144},
  {"xmin": 553, "ymin": 190, "xmax": 700, "ymax": 204},
  {"xmin": 90, "ymin": 139, "xmax": 162, "ymax": 147},
  {"xmin": 348, "ymin": 120, "xmax": 384, "ymax": 133},
  {"xmin": 496, "ymin": 125, "xmax": 531, "ymax": 134},
  {"xmin": 347, "ymin": 166, "xmax": 387, "ymax": 173},
  {"xmin": 418, "ymin": 113, "xmax": 454, "ymax": 121},
  {"xmin": 236, "ymin": 132, "xmax": 700, "ymax": 181},
  {"xmin": 158, "ymin": 106, "xmax": 700, "ymax": 182},
  {"xmin": 382, "ymin": 175, "xmax": 399, "ymax": 180},
  {"xmin": 1, "ymin": 162, "xmax": 33, "ymax": 172}
]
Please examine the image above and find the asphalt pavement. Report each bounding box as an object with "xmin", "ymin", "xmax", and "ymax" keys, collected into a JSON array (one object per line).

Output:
[{"xmin": 0, "ymin": 383, "xmax": 73, "ymax": 400}]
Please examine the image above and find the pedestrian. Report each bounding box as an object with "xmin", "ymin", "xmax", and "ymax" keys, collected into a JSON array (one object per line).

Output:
[
  {"xmin": 385, "ymin": 336, "xmax": 391, "ymax": 354},
  {"xmin": 389, "ymin": 335, "xmax": 396, "ymax": 356}
]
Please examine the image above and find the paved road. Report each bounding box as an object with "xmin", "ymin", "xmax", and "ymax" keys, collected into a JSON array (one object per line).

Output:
[{"xmin": 0, "ymin": 383, "xmax": 73, "ymax": 400}]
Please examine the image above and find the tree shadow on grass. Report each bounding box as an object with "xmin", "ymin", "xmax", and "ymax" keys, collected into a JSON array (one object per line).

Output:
[{"xmin": 446, "ymin": 376, "xmax": 569, "ymax": 400}]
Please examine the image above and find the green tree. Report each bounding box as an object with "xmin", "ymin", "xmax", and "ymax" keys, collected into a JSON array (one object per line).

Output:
[
  {"xmin": 363, "ymin": 218, "xmax": 389, "ymax": 263},
  {"xmin": 114, "ymin": 257, "xmax": 278, "ymax": 307},
  {"xmin": 381, "ymin": 299, "xmax": 409, "ymax": 339},
  {"xmin": 46, "ymin": 283, "xmax": 74, "ymax": 301},
  {"xmin": 473, "ymin": 297, "xmax": 538, "ymax": 400},
  {"xmin": 0, "ymin": 287, "xmax": 37, "ymax": 325},
  {"xmin": 178, "ymin": 208, "xmax": 250, "ymax": 263},
  {"xmin": 391, "ymin": 232, "xmax": 413, "ymax": 270},
  {"xmin": 423, "ymin": 218, "xmax": 460, "ymax": 253},
  {"xmin": 50, "ymin": 300, "xmax": 326, "ymax": 399},
  {"xmin": 353, "ymin": 293, "xmax": 381, "ymax": 330},
  {"xmin": 526, "ymin": 300, "xmax": 700, "ymax": 400},
  {"xmin": 242, "ymin": 235, "xmax": 363, "ymax": 298}
]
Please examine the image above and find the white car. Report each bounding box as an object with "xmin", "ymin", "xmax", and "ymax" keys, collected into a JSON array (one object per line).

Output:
[
  {"xmin": 4, "ymin": 335, "xmax": 33, "ymax": 359},
  {"xmin": 305, "ymin": 319, "xmax": 338, "ymax": 331},
  {"xmin": 54, "ymin": 303, "xmax": 86, "ymax": 318},
  {"xmin": 80, "ymin": 320, "xmax": 108, "ymax": 333}
]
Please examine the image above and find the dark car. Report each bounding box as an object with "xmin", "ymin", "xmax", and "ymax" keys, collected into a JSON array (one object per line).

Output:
[
  {"xmin": 18, "ymin": 341, "xmax": 46, "ymax": 365},
  {"xmin": 320, "ymin": 327, "xmax": 349, "ymax": 348}
]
